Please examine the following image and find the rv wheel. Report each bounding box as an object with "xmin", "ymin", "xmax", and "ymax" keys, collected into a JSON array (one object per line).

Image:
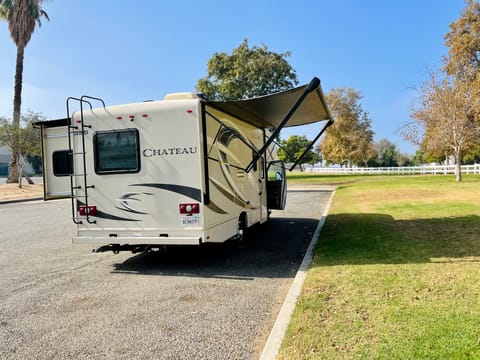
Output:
[{"xmin": 237, "ymin": 213, "xmax": 247, "ymax": 242}]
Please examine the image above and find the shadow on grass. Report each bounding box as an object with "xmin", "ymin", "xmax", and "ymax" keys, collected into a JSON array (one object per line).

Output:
[
  {"xmin": 112, "ymin": 216, "xmax": 318, "ymax": 279},
  {"xmin": 316, "ymin": 213, "xmax": 480, "ymax": 266}
]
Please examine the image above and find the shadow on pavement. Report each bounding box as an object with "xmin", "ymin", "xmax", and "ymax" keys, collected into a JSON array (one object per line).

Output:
[{"xmin": 112, "ymin": 216, "xmax": 319, "ymax": 280}]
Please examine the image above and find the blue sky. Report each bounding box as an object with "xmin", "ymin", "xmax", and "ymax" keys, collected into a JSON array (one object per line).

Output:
[{"xmin": 0, "ymin": 0, "xmax": 466, "ymax": 154}]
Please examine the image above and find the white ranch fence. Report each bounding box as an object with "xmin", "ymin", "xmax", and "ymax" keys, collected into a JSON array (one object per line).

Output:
[{"xmin": 296, "ymin": 164, "xmax": 480, "ymax": 175}]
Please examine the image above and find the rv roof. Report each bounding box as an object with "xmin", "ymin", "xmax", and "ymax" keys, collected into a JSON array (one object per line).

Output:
[
  {"xmin": 164, "ymin": 92, "xmax": 199, "ymax": 100},
  {"xmin": 207, "ymin": 81, "xmax": 332, "ymax": 129}
]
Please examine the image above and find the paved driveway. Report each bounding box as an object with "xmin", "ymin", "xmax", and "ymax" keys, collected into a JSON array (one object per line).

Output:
[{"xmin": 0, "ymin": 184, "xmax": 332, "ymax": 359}]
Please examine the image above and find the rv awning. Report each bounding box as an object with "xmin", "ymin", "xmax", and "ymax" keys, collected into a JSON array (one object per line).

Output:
[
  {"xmin": 208, "ymin": 77, "xmax": 334, "ymax": 172},
  {"xmin": 207, "ymin": 79, "xmax": 333, "ymax": 129}
]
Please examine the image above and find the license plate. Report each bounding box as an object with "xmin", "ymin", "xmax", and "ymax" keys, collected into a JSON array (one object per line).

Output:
[{"xmin": 181, "ymin": 216, "xmax": 199, "ymax": 225}]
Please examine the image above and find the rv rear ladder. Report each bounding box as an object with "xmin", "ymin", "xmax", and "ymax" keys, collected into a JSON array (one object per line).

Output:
[{"xmin": 66, "ymin": 95, "xmax": 106, "ymax": 225}]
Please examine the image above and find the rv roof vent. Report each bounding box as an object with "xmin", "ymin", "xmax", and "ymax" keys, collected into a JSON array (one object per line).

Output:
[{"xmin": 164, "ymin": 92, "xmax": 199, "ymax": 100}]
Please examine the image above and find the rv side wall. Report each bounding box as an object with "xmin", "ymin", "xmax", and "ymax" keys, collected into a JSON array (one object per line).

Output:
[{"xmin": 202, "ymin": 106, "xmax": 268, "ymax": 242}]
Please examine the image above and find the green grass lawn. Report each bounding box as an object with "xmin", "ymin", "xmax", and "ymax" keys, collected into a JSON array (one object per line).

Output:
[{"xmin": 279, "ymin": 175, "xmax": 480, "ymax": 359}]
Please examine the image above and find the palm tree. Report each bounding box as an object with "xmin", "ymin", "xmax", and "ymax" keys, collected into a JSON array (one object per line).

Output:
[
  {"xmin": 0, "ymin": 0, "xmax": 49, "ymax": 183},
  {"xmin": 0, "ymin": 5, "xmax": 7, "ymax": 18}
]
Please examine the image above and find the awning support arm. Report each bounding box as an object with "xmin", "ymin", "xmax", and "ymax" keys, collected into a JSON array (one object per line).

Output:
[
  {"xmin": 245, "ymin": 77, "xmax": 321, "ymax": 173},
  {"xmin": 288, "ymin": 118, "xmax": 333, "ymax": 171},
  {"xmin": 270, "ymin": 138, "xmax": 296, "ymax": 163}
]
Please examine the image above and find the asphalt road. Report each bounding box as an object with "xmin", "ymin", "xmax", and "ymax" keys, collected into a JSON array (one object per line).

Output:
[{"xmin": 0, "ymin": 184, "xmax": 332, "ymax": 360}]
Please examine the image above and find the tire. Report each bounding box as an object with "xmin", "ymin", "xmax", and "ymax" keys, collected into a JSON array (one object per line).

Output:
[{"xmin": 236, "ymin": 213, "xmax": 247, "ymax": 242}]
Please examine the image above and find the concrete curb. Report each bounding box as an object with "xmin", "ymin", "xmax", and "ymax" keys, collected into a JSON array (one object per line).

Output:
[
  {"xmin": 0, "ymin": 197, "xmax": 43, "ymax": 205},
  {"xmin": 259, "ymin": 188, "xmax": 336, "ymax": 360}
]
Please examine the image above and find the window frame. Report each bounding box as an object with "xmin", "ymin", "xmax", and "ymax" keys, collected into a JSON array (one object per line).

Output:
[
  {"xmin": 52, "ymin": 149, "xmax": 73, "ymax": 177},
  {"xmin": 93, "ymin": 128, "xmax": 141, "ymax": 175}
]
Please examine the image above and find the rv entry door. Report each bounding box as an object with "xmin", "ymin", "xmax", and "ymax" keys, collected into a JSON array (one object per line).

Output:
[{"xmin": 266, "ymin": 160, "xmax": 287, "ymax": 210}]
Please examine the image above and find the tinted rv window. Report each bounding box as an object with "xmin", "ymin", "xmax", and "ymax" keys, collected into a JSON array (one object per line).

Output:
[
  {"xmin": 94, "ymin": 129, "xmax": 140, "ymax": 174},
  {"xmin": 52, "ymin": 150, "xmax": 73, "ymax": 176}
]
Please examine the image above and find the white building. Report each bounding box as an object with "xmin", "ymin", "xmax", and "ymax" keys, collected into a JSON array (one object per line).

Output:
[
  {"xmin": 0, "ymin": 146, "xmax": 9, "ymax": 163},
  {"xmin": 0, "ymin": 146, "xmax": 35, "ymax": 176},
  {"xmin": 0, "ymin": 147, "xmax": 9, "ymax": 177}
]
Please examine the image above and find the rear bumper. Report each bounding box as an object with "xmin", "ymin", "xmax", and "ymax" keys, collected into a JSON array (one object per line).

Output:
[{"xmin": 73, "ymin": 236, "xmax": 202, "ymax": 246}]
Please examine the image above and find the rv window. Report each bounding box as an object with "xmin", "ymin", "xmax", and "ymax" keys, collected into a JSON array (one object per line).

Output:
[
  {"xmin": 52, "ymin": 150, "xmax": 73, "ymax": 176},
  {"xmin": 94, "ymin": 129, "xmax": 140, "ymax": 174}
]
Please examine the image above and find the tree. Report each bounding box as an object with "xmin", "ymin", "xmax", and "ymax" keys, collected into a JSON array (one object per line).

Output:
[
  {"xmin": 443, "ymin": 0, "xmax": 480, "ymax": 82},
  {"xmin": 404, "ymin": 1, "xmax": 480, "ymax": 181},
  {"xmin": 406, "ymin": 74, "xmax": 480, "ymax": 181},
  {"xmin": 195, "ymin": 38, "xmax": 298, "ymax": 100},
  {"xmin": 463, "ymin": 143, "xmax": 480, "ymax": 163},
  {"xmin": 0, "ymin": 111, "xmax": 42, "ymax": 188},
  {"xmin": 277, "ymin": 135, "xmax": 320, "ymax": 166},
  {"xmin": 374, "ymin": 139, "xmax": 400, "ymax": 167},
  {"xmin": 0, "ymin": 0, "xmax": 49, "ymax": 183},
  {"xmin": 319, "ymin": 88, "xmax": 376, "ymax": 167},
  {"xmin": 0, "ymin": 4, "xmax": 7, "ymax": 18},
  {"xmin": 411, "ymin": 150, "xmax": 426, "ymax": 166},
  {"xmin": 396, "ymin": 153, "xmax": 412, "ymax": 167}
]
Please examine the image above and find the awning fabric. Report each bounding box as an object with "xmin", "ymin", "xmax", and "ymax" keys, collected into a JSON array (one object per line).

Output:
[{"xmin": 207, "ymin": 81, "xmax": 333, "ymax": 129}]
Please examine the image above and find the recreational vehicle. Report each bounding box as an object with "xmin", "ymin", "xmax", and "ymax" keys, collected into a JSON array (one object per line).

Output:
[{"xmin": 36, "ymin": 77, "xmax": 333, "ymax": 253}]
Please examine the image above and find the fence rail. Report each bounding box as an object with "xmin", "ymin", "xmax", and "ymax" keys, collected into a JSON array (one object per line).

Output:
[{"xmin": 299, "ymin": 164, "xmax": 480, "ymax": 175}]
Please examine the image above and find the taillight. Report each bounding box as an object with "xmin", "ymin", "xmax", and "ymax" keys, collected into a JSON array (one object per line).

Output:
[
  {"xmin": 79, "ymin": 205, "xmax": 97, "ymax": 216},
  {"xmin": 179, "ymin": 203, "xmax": 200, "ymax": 215}
]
